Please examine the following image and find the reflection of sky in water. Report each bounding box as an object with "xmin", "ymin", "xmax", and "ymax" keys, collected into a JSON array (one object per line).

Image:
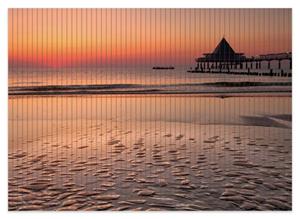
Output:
[
  {"xmin": 8, "ymin": 67, "xmax": 291, "ymax": 95},
  {"xmin": 9, "ymin": 66, "xmax": 291, "ymax": 87},
  {"xmin": 9, "ymin": 96, "xmax": 291, "ymax": 142}
]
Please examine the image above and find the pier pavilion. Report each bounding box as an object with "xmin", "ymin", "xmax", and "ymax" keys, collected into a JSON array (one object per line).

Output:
[{"xmin": 189, "ymin": 38, "xmax": 292, "ymax": 77}]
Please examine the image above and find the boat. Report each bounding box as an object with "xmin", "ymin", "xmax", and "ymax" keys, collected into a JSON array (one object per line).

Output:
[{"xmin": 152, "ymin": 66, "xmax": 175, "ymax": 70}]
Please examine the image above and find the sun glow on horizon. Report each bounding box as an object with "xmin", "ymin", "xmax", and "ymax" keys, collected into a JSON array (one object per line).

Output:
[{"xmin": 9, "ymin": 9, "xmax": 291, "ymax": 68}]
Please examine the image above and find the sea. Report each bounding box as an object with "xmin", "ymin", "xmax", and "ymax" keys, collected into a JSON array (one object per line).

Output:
[{"xmin": 8, "ymin": 66, "xmax": 291, "ymax": 95}]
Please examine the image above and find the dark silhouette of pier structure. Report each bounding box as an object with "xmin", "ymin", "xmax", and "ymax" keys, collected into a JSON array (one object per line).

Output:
[{"xmin": 189, "ymin": 38, "xmax": 292, "ymax": 77}]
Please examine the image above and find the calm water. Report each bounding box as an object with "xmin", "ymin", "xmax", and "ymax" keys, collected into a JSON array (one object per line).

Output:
[{"xmin": 9, "ymin": 67, "xmax": 291, "ymax": 95}]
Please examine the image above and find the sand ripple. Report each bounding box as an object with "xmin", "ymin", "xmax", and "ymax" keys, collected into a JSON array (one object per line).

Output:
[{"xmin": 9, "ymin": 124, "xmax": 291, "ymax": 211}]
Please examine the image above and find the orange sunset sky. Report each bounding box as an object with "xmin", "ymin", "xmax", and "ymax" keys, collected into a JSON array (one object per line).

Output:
[{"xmin": 8, "ymin": 9, "xmax": 291, "ymax": 68}]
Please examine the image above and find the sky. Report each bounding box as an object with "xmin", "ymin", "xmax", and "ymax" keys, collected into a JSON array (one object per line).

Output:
[{"xmin": 8, "ymin": 9, "xmax": 292, "ymax": 68}]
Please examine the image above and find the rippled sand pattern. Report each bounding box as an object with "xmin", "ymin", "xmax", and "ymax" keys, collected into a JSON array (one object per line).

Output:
[{"xmin": 9, "ymin": 120, "xmax": 291, "ymax": 211}]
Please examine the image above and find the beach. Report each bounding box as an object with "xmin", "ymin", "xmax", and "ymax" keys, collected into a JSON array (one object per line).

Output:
[
  {"xmin": 7, "ymin": 7, "xmax": 293, "ymax": 212},
  {"xmin": 8, "ymin": 95, "xmax": 292, "ymax": 210}
]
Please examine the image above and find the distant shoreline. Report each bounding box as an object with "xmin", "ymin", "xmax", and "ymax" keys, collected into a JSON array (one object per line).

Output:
[
  {"xmin": 8, "ymin": 81, "xmax": 292, "ymax": 96},
  {"xmin": 8, "ymin": 90, "xmax": 291, "ymax": 97}
]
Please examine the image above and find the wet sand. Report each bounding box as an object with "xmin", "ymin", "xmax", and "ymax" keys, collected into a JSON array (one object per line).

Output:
[{"xmin": 8, "ymin": 95, "xmax": 292, "ymax": 211}]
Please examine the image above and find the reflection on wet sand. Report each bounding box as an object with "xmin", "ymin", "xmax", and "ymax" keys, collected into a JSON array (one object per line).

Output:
[{"xmin": 8, "ymin": 96, "xmax": 292, "ymax": 210}]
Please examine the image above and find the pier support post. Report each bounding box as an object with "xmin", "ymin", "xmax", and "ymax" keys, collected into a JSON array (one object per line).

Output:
[
  {"xmin": 268, "ymin": 61, "xmax": 271, "ymax": 69},
  {"xmin": 278, "ymin": 60, "xmax": 281, "ymax": 69},
  {"xmin": 289, "ymin": 59, "xmax": 292, "ymax": 70}
]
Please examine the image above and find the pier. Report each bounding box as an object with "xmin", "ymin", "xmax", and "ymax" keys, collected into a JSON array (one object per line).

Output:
[{"xmin": 189, "ymin": 38, "xmax": 292, "ymax": 77}]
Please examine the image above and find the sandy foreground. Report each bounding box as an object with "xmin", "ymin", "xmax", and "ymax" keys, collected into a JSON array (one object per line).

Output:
[{"xmin": 8, "ymin": 96, "xmax": 292, "ymax": 210}]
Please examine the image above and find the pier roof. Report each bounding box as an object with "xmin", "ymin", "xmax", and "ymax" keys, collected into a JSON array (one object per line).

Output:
[{"xmin": 197, "ymin": 38, "xmax": 246, "ymax": 62}]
